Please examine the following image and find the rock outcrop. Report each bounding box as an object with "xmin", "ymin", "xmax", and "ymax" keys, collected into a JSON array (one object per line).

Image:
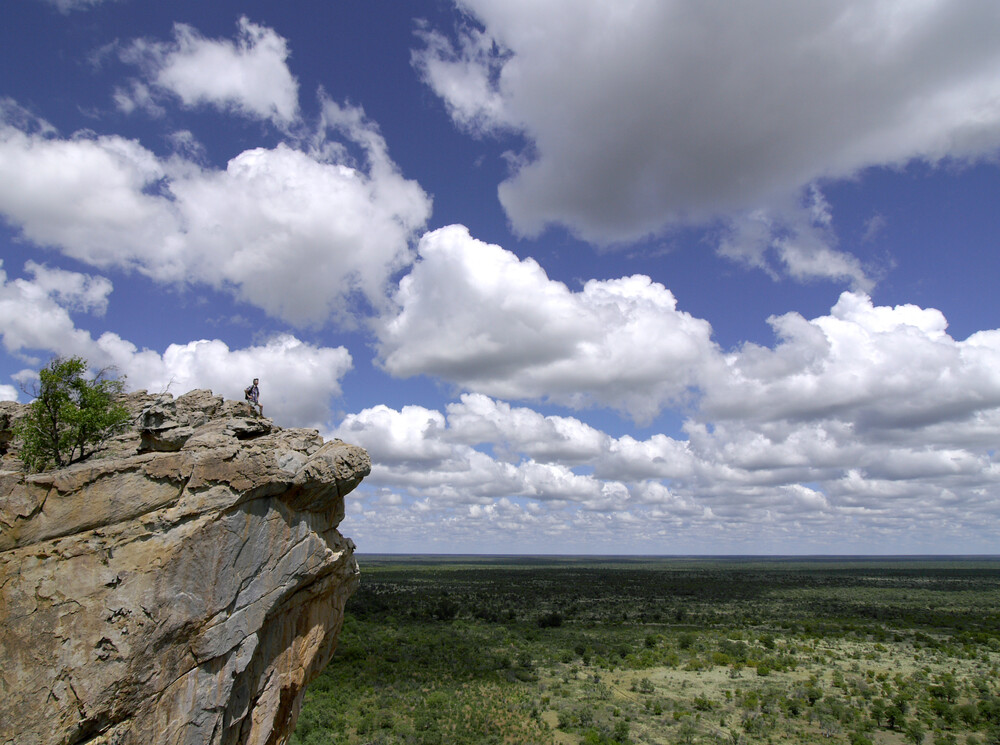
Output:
[{"xmin": 0, "ymin": 390, "xmax": 369, "ymax": 745}]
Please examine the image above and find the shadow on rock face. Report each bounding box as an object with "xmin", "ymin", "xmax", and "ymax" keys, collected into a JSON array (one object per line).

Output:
[{"xmin": 0, "ymin": 388, "xmax": 370, "ymax": 745}]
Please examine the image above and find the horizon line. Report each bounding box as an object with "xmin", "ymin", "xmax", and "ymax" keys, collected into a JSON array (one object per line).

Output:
[{"xmin": 354, "ymin": 552, "xmax": 1000, "ymax": 560}]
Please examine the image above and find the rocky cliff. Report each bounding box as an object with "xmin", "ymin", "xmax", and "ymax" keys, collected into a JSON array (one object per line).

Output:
[{"xmin": 0, "ymin": 390, "xmax": 369, "ymax": 745}]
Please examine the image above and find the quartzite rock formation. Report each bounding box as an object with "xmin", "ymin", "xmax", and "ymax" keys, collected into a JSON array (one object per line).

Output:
[{"xmin": 0, "ymin": 390, "xmax": 370, "ymax": 745}]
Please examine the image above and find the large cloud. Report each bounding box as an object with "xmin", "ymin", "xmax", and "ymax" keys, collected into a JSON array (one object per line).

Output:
[
  {"xmin": 416, "ymin": 1, "xmax": 1000, "ymax": 267},
  {"xmin": 336, "ymin": 401, "xmax": 641, "ymax": 509},
  {"xmin": 0, "ymin": 101, "xmax": 431, "ymax": 326},
  {"xmin": 353, "ymin": 281, "xmax": 1000, "ymax": 552},
  {"xmin": 445, "ymin": 393, "xmax": 609, "ymax": 465},
  {"xmin": 0, "ymin": 262, "xmax": 352, "ymax": 428},
  {"xmin": 334, "ymin": 382, "xmax": 1000, "ymax": 553},
  {"xmin": 376, "ymin": 225, "xmax": 719, "ymax": 421},
  {"xmin": 7, "ymin": 256, "xmax": 985, "ymax": 550},
  {"xmin": 704, "ymin": 291, "xmax": 1000, "ymax": 434},
  {"xmin": 0, "ymin": 261, "xmax": 109, "ymax": 361},
  {"xmin": 121, "ymin": 16, "xmax": 299, "ymax": 125}
]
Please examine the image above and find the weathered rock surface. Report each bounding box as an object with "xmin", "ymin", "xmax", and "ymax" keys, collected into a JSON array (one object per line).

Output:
[{"xmin": 0, "ymin": 390, "xmax": 369, "ymax": 745}]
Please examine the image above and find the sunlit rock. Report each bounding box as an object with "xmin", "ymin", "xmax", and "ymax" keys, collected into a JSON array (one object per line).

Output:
[{"xmin": 0, "ymin": 390, "xmax": 369, "ymax": 745}]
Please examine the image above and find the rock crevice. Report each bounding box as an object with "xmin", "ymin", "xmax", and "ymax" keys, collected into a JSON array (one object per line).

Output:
[{"xmin": 0, "ymin": 390, "xmax": 369, "ymax": 745}]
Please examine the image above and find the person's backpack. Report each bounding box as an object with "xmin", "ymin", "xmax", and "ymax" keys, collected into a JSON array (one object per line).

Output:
[{"xmin": 244, "ymin": 386, "xmax": 252, "ymax": 400}]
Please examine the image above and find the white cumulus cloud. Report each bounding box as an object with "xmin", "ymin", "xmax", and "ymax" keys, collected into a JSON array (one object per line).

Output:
[
  {"xmin": 121, "ymin": 17, "xmax": 300, "ymax": 126},
  {"xmin": 0, "ymin": 104, "xmax": 431, "ymax": 327},
  {"xmin": 376, "ymin": 225, "xmax": 719, "ymax": 422},
  {"xmin": 446, "ymin": 393, "xmax": 609, "ymax": 464},
  {"xmin": 336, "ymin": 385, "xmax": 1000, "ymax": 552},
  {"xmin": 0, "ymin": 260, "xmax": 107, "ymax": 362},
  {"xmin": 336, "ymin": 401, "xmax": 634, "ymax": 510},
  {"xmin": 0, "ymin": 262, "xmax": 352, "ymax": 428},
  {"xmin": 348, "ymin": 283, "xmax": 1000, "ymax": 553},
  {"xmin": 703, "ymin": 291, "xmax": 1000, "ymax": 433}
]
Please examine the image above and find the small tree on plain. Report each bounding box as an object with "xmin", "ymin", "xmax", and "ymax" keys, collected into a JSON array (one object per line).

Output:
[
  {"xmin": 903, "ymin": 717, "xmax": 926, "ymax": 744},
  {"xmin": 14, "ymin": 356, "xmax": 130, "ymax": 471}
]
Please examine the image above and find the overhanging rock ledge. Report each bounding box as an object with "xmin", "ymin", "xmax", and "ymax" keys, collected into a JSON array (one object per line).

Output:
[{"xmin": 0, "ymin": 389, "xmax": 370, "ymax": 745}]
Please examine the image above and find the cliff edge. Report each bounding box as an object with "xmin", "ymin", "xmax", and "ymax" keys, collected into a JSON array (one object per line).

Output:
[{"xmin": 0, "ymin": 390, "xmax": 370, "ymax": 745}]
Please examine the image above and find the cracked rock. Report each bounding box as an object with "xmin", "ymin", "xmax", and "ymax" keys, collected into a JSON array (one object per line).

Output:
[{"xmin": 0, "ymin": 389, "xmax": 369, "ymax": 745}]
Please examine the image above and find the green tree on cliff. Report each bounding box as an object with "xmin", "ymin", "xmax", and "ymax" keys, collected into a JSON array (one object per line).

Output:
[{"xmin": 14, "ymin": 356, "xmax": 130, "ymax": 471}]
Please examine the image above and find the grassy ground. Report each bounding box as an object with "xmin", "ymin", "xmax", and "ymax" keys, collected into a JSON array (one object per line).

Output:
[{"xmin": 291, "ymin": 557, "xmax": 1000, "ymax": 745}]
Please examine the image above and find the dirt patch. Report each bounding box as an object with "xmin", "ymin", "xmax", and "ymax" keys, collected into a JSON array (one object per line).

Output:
[{"xmin": 541, "ymin": 710, "xmax": 580, "ymax": 744}]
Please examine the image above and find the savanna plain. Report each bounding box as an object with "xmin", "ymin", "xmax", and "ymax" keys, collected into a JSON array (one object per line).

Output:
[{"xmin": 291, "ymin": 556, "xmax": 1000, "ymax": 745}]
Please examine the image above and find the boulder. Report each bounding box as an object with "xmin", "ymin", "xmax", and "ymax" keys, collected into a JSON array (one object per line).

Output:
[{"xmin": 0, "ymin": 390, "xmax": 369, "ymax": 745}]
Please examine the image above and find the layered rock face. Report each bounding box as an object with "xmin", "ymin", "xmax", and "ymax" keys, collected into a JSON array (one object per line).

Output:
[{"xmin": 0, "ymin": 390, "xmax": 369, "ymax": 745}]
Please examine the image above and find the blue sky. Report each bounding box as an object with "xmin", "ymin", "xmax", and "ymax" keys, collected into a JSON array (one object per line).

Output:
[{"xmin": 2, "ymin": 0, "xmax": 1000, "ymax": 554}]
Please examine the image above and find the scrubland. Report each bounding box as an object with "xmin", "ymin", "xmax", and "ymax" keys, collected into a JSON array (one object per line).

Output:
[{"xmin": 291, "ymin": 557, "xmax": 1000, "ymax": 745}]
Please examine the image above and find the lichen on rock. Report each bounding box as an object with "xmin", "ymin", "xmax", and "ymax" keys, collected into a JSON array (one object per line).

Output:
[{"xmin": 0, "ymin": 389, "xmax": 369, "ymax": 745}]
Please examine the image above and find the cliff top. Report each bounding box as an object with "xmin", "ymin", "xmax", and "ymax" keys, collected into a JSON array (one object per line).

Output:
[{"xmin": 0, "ymin": 388, "xmax": 369, "ymax": 745}]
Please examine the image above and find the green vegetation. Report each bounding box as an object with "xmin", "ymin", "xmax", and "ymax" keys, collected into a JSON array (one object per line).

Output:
[
  {"xmin": 293, "ymin": 556, "xmax": 1000, "ymax": 745},
  {"xmin": 14, "ymin": 356, "xmax": 129, "ymax": 471}
]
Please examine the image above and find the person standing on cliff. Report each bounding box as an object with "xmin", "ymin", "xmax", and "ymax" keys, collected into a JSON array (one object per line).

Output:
[{"xmin": 244, "ymin": 378, "xmax": 262, "ymax": 416}]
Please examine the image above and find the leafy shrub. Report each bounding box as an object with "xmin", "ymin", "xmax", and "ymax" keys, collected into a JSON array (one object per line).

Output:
[{"xmin": 538, "ymin": 610, "xmax": 564, "ymax": 628}]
